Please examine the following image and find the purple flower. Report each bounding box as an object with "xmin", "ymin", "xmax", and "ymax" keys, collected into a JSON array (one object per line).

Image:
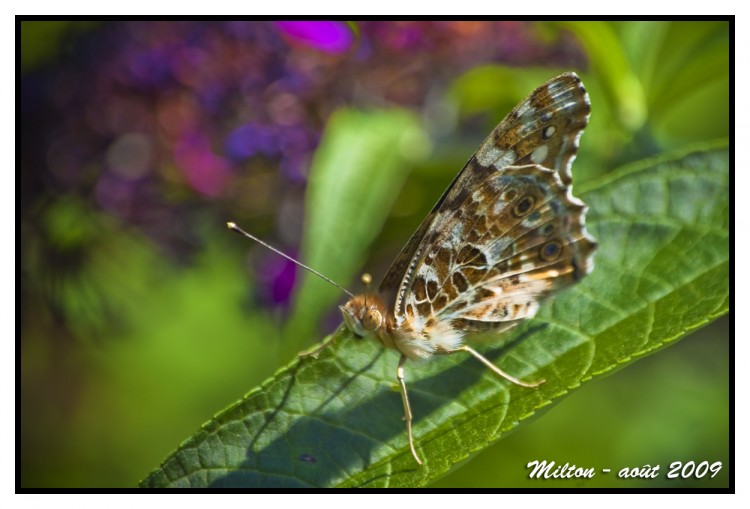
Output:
[
  {"xmin": 124, "ymin": 46, "xmax": 176, "ymax": 89},
  {"xmin": 174, "ymin": 132, "xmax": 232, "ymax": 197},
  {"xmin": 256, "ymin": 252, "xmax": 298, "ymax": 307},
  {"xmin": 225, "ymin": 123, "xmax": 279, "ymax": 160},
  {"xmin": 274, "ymin": 21, "xmax": 354, "ymax": 54},
  {"xmin": 94, "ymin": 171, "xmax": 140, "ymax": 218}
]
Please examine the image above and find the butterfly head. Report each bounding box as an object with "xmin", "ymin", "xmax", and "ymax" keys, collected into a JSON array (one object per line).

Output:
[{"xmin": 340, "ymin": 294, "xmax": 387, "ymax": 339}]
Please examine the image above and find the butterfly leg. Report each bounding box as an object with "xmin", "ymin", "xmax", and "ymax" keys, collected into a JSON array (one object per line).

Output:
[
  {"xmin": 457, "ymin": 345, "xmax": 545, "ymax": 388},
  {"xmin": 396, "ymin": 354, "xmax": 423, "ymax": 465}
]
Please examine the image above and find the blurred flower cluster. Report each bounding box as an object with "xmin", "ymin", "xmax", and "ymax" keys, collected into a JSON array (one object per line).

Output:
[{"xmin": 21, "ymin": 21, "xmax": 586, "ymax": 318}]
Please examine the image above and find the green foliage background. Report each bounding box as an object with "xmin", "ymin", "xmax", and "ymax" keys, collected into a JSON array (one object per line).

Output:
[{"xmin": 21, "ymin": 20, "xmax": 729, "ymax": 488}]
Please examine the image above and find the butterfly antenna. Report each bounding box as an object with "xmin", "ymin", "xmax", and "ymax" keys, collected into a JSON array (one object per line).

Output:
[
  {"xmin": 361, "ymin": 273, "xmax": 372, "ymax": 308},
  {"xmin": 227, "ymin": 222, "xmax": 354, "ymax": 298}
]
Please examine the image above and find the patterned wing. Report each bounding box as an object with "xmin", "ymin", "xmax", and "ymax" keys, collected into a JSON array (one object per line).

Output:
[
  {"xmin": 378, "ymin": 72, "xmax": 594, "ymax": 328},
  {"xmin": 401, "ymin": 164, "xmax": 595, "ymax": 333}
]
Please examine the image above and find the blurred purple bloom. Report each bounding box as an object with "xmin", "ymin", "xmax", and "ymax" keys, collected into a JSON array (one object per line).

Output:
[
  {"xmin": 125, "ymin": 46, "xmax": 176, "ymax": 89},
  {"xmin": 256, "ymin": 253, "xmax": 297, "ymax": 307},
  {"xmin": 225, "ymin": 123, "xmax": 279, "ymax": 160},
  {"xmin": 195, "ymin": 82, "xmax": 226, "ymax": 113},
  {"xmin": 382, "ymin": 23, "xmax": 429, "ymax": 51},
  {"xmin": 22, "ymin": 19, "xmax": 587, "ymax": 315},
  {"xmin": 224, "ymin": 21, "xmax": 258, "ymax": 40},
  {"xmin": 174, "ymin": 133, "xmax": 232, "ymax": 197},
  {"xmin": 279, "ymin": 153, "xmax": 308, "ymax": 183},
  {"xmin": 94, "ymin": 171, "xmax": 141, "ymax": 218},
  {"xmin": 275, "ymin": 21, "xmax": 354, "ymax": 54}
]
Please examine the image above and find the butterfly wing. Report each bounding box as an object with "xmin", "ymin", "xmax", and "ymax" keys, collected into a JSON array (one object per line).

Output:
[
  {"xmin": 378, "ymin": 72, "xmax": 595, "ymax": 337},
  {"xmin": 405, "ymin": 164, "xmax": 595, "ymax": 332}
]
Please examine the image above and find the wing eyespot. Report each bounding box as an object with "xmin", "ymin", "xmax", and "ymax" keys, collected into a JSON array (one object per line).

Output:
[
  {"xmin": 513, "ymin": 195, "xmax": 536, "ymax": 217},
  {"xmin": 540, "ymin": 240, "xmax": 563, "ymax": 261}
]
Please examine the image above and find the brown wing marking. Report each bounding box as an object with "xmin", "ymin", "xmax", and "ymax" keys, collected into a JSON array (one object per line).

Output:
[
  {"xmin": 379, "ymin": 73, "xmax": 591, "ymax": 320},
  {"xmin": 402, "ymin": 165, "xmax": 595, "ymax": 327}
]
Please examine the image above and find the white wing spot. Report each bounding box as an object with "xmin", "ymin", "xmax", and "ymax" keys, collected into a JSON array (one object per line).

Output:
[
  {"xmin": 492, "ymin": 150, "xmax": 516, "ymax": 170},
  {"xmin": 476, "ymin": 145, "xmax": 502, "ymax": 167},
  {"xmin": 544, "ymin": 126, "xmax": 556, "ymax": 138},
  {"xmin": 546, "ymin": 81, "xmax": 562, "ymax": 94},
  {"xmin": 530, "ymin": 144, "xmax": 549, "ymax": 164},
  {"xmin": 515, "ymin": 101, "xmax": 532, "ymax": 118}
]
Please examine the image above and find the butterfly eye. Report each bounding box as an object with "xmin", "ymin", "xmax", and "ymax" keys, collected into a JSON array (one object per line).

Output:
[
  {"xmin": 362, "ymin": 309, "xmax": 382, "ymax": 331},
  {"xmin": 513, "ymin": 195, "xmax": 536, "ymax": 217},
  {"xmin": 540, "ymin": 240, "xmax": 562, "ymax": 261}
]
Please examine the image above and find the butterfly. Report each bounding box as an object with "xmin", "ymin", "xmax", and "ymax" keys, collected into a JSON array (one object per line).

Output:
[{"xmin": 230, "ymin": 72, "xmax": 596, "ymax": 465}]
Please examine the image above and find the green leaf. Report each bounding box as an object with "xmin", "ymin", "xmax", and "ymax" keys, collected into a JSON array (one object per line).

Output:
[
  {"xmin": 140, "ymin": 142, "xmax": 728, "ymax": 488},
  {"xmin": 643, "ymin": 22, "xmax": 729, "ymax": 148},
  {"xmin": 549, "ymin": 21, "xmax": 728, "ymax": 152},
  {"xmin": 610, "ymin": 20, "xmax": 729, "ymax": 149},
  {"xmin": 555, "ymin": 21, "xmax": 647, "ymax": 132}
]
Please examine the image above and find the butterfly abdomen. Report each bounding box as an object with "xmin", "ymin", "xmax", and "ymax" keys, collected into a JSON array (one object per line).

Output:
[{"xmin": 391, "ymin": 314, "xmax": 465, "ymax": 359}]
